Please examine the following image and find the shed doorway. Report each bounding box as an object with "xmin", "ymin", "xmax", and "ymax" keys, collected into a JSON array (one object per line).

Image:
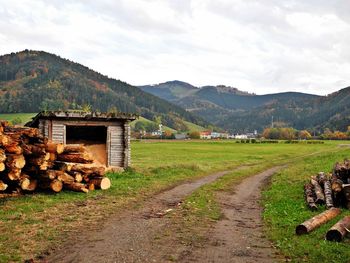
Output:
[{"xmin": 66, "ymin": 125, "xmax": 107, "ymax": 166}]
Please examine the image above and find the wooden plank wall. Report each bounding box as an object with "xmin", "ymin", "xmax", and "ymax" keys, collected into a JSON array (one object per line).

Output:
[
  {"xmin": 107, "ymin": 125, "xmax": 124, "ymax": 167},
  {"xmin": 51, "ymin": 122, "xmax": 65, "ymax": 144},
  {"xmin": 124, "ymin": 122, "xmax": 131, "ymax": 167}
]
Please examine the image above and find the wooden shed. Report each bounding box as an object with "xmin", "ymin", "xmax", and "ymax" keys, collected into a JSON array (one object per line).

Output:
[{"xmin": 26, "ymin": 111, "xmax": 137, "ymax": 168}]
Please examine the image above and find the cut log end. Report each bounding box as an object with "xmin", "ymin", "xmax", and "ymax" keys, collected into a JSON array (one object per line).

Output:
[
  {"xmin": 296, "ymin": 225, "xmax": 308, "ymax": 235},
  {"xmin": 326, "ymin": 230, "xmax": 342, "ymax": 242}
]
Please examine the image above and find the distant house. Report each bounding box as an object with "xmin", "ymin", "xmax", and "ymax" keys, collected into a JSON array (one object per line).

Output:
[
  {"xmin": 151, "ymin": 130, "xmax": 162, "ymax": 136},
  {"xmin": 200, "ymin": 131, "xmax": 212, "ymax": 139},
  {"xmin": 235, "ymin": 134, "xmax": 248, "ymax": 139}
]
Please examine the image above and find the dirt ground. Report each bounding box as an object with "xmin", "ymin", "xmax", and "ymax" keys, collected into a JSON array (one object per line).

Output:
[{"xmin": 43, "ymin": 166, "xmax": 282, "ymax": 263}]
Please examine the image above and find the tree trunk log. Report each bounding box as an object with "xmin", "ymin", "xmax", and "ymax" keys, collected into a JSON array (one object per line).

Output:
[
  {"xmin": 310, "ymin": 177, "xmax": 325, "ymax": 204},
  {"xmin": 57, "ymin": 172, "xmax": 75, "ymax": 184},
  {"xmin": 46, "ymin": 142, "xmax": 64, "ymax": 154},
  {"xmin": 324, "ymin": 180, "xmax": 334, "ymax": 209},
  {"xmin": 64, "ymin": 182, "xmax": 89, "ymax": 193},
  {"xmin": 342, "ymin": 184, "xmax": 350, "ymax": 209},
  {"xmin": 57, "ymin": 153, "xmax": 93, "ymax": 164},
  {"xmin": 70, "ymin": 164, "xmax": 105, "ymax": 176},
  {"xmin": 63, "ymin": 144, "xmax": 85, "ymax": 153},
  {"xmin": 304, "ymin": 183, "xmax": 317, "ymax": 211},
  {"xmin": 326, "ymin": 216, "xmax": 350, "ymax": 242},
  {"xmin": 296, "ymin": 207, "xmax": 341, "ymax": 235},
  {"xmin": 89, "ymin": 177, "xmax": 111, "ymax": 190},
  {"xmin": 4, "ymin": 143, "xmax": 23, "ymax": 154},
  {"xmin": 39, "ymin": 179, "xmax": 63, "ymax": 193}
]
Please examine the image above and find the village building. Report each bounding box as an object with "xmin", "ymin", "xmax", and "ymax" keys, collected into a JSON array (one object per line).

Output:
[
  {"xmin": 200, "ymin": 131, "xmax": 212, "ymax": 139},
  {"xmin": 26, "ymin": 111, "xmax": 137, "ymax": 168}
]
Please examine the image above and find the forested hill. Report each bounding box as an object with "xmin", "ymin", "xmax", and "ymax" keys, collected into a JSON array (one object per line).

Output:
[
  {"xmin": 0, "ymin": 50, "xmax": 208, "ymax": 130},
  {"xmin": 140, "ymin": 80, "xmax": 350, "ymax": 133}
]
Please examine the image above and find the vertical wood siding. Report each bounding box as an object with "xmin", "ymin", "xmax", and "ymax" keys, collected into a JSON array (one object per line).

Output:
[
  {"xmin": 51, "ymin": 123, "xmax": 65, "ymax": 144},
  {"xmin": 107, "ymin": 125, "xmax": 124, "ymax": 167},
  {"xmin": 124, "ymin": 122, "xmax": 131, "ymax": 167}
]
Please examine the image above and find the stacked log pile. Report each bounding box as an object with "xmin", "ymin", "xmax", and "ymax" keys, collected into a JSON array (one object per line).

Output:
[
  {"xmin": 303, "ymin": 160, "xmax": 350, "ymax": 211},
  {"xmin": 0, "ymin": 121, "xmax": 110, "ymax": 197},
  {"xmin": 297, "ymin": 159, "xmax": 350, "ymax": 242}
]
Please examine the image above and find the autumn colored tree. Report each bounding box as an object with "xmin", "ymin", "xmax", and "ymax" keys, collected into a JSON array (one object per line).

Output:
[{"xmin": 298, "ymin": 130, "xmax": 312, "ymax": 139}]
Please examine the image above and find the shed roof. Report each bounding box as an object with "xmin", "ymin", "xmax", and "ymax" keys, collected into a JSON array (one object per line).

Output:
[{"xmin": 25, "ymin": 111, "xmax": 138, "ymax": 127}]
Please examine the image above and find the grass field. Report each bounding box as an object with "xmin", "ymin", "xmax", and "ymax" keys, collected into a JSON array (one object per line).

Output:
[
  {"xmin": 0, "ymin": 140, "xmax": 348, "ymax": 261},
  {"xmin": 263, "ymin": 148, "xmax": 350, "ymax": 263},
  {"xmin": 0, "ymin": 113, "xmax": 36, "ymax": 125}
]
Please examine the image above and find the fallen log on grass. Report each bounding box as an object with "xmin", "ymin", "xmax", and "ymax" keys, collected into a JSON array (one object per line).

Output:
[
  {"xmin": 296, "ymin": 207, "xmax": 341, "ymax": 235},
  {"xmin": 64, "ymin": 182, "xmax": 89, "ymax": 193},
  {"xmin": 89, "ymin": 177, "xmax": 111, "ymax": 190},
  {"xmin": 304, "ymin": 183, "xmax": 317, "ymax": 211},
  {"xmin": 326, "ymin": 216, "xmax": 350, "ymax": 242}
]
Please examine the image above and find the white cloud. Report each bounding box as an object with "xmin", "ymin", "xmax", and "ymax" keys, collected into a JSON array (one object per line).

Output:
[{"xmin": 0, "ymin": 0, "xmax": 349, "ymax": 95}]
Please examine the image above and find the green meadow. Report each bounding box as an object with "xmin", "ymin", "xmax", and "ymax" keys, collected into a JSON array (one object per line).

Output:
[{"xmin": 0, "ymin": 140, "xmax": 348, "ymax": 262}]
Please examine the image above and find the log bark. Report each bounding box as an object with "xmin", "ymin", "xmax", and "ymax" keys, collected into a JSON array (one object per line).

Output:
[
  {"xmin": 310, "ymin": 177, "xmax": 325, "ymax": 204},
  {"xmin": 64, "ymin": 182, "xmax": 89, "ymax": 193},
  {"xmin": 46, "ymin": 142, "xmax": 64, "ymax": 154},
  {"xmin": 63, "ymin": 144, "xmax": 85, "ymax": 153},
  {"xmin": 4, "ymin": 143, "xmax": 23, "ymax": 154},
  {"xmin": 304, "ymin": 183, "xmax": 317, "ymax": 211},
  {"xmin": 53, "ymin": 161, "xmax": 73, "ymax": 172},
  {"xmin": 317, "ymin": 172, "xmax": 328, "ymax": 184},
  {"xmin": 40, "ymin": 170, "xmax": 65, "ymax": 180},
  {"xmin": 331, "ymin": 173, "xmax": 343, "ymax": 193},
  {"xmin": 89, "ymin": 177, "xmax": 111, "ymax": 190},
  {"xmin": 326, "ymin": 216, "xmax": 350, "ymax": 242},
  {"xmin": 295, "ymin": 207, "xmax": 341, "ymax": 235},
  {"xmin": 57, "ymin": 172, "xmax": 75, "ymax": 184},
  {"xmin": 57, "ymin": 153, "xmax": 93, "ymax": 164},
  {"xmin": 342, "ymin": 184, "xmax": 350, "ymax": 209},
  {"xmin": 39, "ymin": 179, "xmax": 63, "ymax": 193},
  {"xmin": 0, "ymin": 180, "xmax": 8, "ymax": 191},
  {"xmin": 21, "ymin": 143, "xmax": 46, "ymax": 156},
  {"xmin": 70, "ymin": 164, "xmax": 105, "ymax": 176},
  {"xmin": 323, "ymin": 180, "xmax": 334, "ymax": 209}
]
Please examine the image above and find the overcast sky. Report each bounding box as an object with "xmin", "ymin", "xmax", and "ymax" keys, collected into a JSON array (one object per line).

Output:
[{"xmin": 0, "ymin": 0, "xmax": 349, "ymax": 95}]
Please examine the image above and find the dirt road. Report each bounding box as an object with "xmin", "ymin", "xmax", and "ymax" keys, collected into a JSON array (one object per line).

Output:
[{"xmin": 44, "ymin": 166, "xmax": 281, "ymax": 263}]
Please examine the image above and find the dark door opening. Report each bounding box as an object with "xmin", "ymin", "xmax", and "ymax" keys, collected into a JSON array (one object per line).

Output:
[{"xmin": 66, "ymin": 125, "xmax": 107, "ymax": 165}]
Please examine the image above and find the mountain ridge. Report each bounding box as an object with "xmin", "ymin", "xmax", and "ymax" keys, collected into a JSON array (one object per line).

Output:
[
  {"xmin": 139, "ymin": 80, "xmax": 350, "ymax": 133},
  {"xmin": 0, "ymin": 50, "xmax": 208, "ymax": 131}
]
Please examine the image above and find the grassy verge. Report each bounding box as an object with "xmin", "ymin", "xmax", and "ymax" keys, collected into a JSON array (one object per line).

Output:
[
  {"xmin": 0, "ymin": 140, "xmax": 343, "ymax": 261},
  {"xmin": 0, "ymin": 113, "xmax": 37, "ymax": 125},
  {"xmin": 263, "ymin": 148, "xmax": 350, "ymax": 263}
]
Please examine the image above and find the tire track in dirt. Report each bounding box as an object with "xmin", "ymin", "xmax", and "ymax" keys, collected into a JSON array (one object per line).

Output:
[
  {"xmin": 181, "ymin": 166, "xmax": 283, "ymax": 263},
  {"xmin": 44, "ymin": 168, "xmax": 241, "ymax": 263}
]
